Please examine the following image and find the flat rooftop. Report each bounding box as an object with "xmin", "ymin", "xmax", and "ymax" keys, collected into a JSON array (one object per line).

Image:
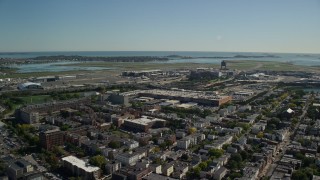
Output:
[
  {"xmin": 122, "ymin": 89, "xmax": 230, "ymax": 100},
  {"xmin": 62, "ymin": 155, "xmax": 100, "ymax": 172},
  {"xmin": 124, "ymin": 115, "xmax": 165, "ymax": 126}
]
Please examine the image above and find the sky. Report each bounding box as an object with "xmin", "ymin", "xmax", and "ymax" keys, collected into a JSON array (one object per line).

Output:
[{"xmin": 0, "ymin": 0, "xmax": 319, "ymax": 53}]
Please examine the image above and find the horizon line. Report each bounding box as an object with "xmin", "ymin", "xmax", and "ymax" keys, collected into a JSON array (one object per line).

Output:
[{"xmin": 0, "ymin": 50, "xmax": 319, "ymax": 55}]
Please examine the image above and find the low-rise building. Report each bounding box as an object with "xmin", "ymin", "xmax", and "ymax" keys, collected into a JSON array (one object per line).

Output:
[
  {"xmin": 149, "ymin": 164, "xmax": 162, "ymax": 174},
  {"xmin": 62, "ymin": 156, "xmax": 101, "ymax": 180},
  {"xmin": 251, "ymin": 122, "xmax": 267, "ymax": 134},
  {"xmin": 213, "ymin": 167, "xmax": 228, "ymax": 180},
  {"xmin": 112, "ymin": 167, "xmax": 150, "ymax": 180},
  {"xmin": 124, "ymin": 139, "xmax": 139, "ymax": 149},
  {"xmin": 240, "ymin": 166, "xmax": 259, "ymax": 180},
  {"xmin": 172, "ymin": 161, "xmax": 189, "ymax": 179},
  {"xmin": 142, "ymin": 173, "xmax": 178, "ymax": 180},
  {"xmin": 6, "ymin": 159, "xmax": 34, "ymax": 180},
  {"xmin": 122, "ymin": 116, "xmax": 166, "ymax": 132},
  {"xmin": 105, "ymin": 161, "xmax": 121, "ymax": 175},
  {"xmin": 115, "ymin": 152, "xmax": 140, "ymax": 166},
  {"xmin": 162, "ymin": 162, "xmax": 174, "ymax": 177}
]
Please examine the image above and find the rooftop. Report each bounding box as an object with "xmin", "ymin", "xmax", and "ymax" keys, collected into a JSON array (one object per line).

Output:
[
  {"xmin": 122, "ymin": 89, "xmax": 230, "ymax": 100},
  {"xmin": 62, "ymin": 156, "xmax": 100, "ymax": 172},
  {"xmin": 18, "ymin": 82, "xmax": 42, "ymax": 89},
  {"xmin": 124, "ymin": 115, "xmax": 166, "ymax": 126}
]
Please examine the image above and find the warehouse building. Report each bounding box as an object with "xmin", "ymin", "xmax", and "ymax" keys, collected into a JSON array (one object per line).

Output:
[{"xmin": 123, "ymin": 89, "xmax": 231, "ymax": 106}]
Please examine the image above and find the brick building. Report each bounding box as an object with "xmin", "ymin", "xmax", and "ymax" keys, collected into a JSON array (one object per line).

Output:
[{"xmin": 39, "ymin": 129, "xmax": 64, "ymax": 150}]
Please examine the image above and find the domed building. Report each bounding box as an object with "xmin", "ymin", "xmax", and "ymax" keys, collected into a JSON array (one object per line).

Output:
[{"xmin": 18, "ymin": 82, "xmax": 43, "ymax": 90}]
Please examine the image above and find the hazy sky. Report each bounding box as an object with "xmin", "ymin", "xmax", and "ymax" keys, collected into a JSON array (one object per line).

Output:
[{"xmin": 0, "ymin": 0, "xmax": 320, "ymax": 53}]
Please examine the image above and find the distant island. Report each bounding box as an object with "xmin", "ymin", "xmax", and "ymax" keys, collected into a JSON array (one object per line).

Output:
[
  {"xmin": 197, "ymin": 54, "xmax": 280, "ymax": 59},
  {"xmin": 167, "ymin": 55, "xmax": 194, "ymax": 59},
  {"xmin": 0, "ymin": 55, "xmax": 170, "ymax": 65},
  {"xmin": 167, "ymin": 54, "xmax": 280, "ymax": 59}
]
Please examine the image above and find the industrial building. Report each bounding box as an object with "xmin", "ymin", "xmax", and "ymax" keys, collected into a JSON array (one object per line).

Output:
[
  {"xmin": 189, "ymin": 69, "xmax": 222, "ymax": 80},
  {"xmin": 122, "ymin": 70, "xmax": 162, "ymax": 77},
  {"xmin": 31, "ymin": 76, "xmax": 57, "ymax": 83},
  {"xmin": 122, "ymin": 115, "xmax": 166, "ymax": 132},
  {"xmin": 107, "ymin": 91, "xmax": 129, "ymax": 106},
  {"xmin": 17, "ymin": 98, "xmax": 91, "ymax": 124},
  {"xmin": 122, "ymin": 89, "xmax": 232, "ymax": 106}
]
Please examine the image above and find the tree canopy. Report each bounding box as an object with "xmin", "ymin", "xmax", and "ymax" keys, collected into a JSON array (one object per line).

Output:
[{"xmin": 89, "ymin": 155, "xmax": 106, "ymax": 168}]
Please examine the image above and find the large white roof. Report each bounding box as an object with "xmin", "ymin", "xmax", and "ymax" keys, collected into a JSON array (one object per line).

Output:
[
  {"xmin": 124, "ymin": 115, "xmax": 165, "ymax": 126},
  {"xmin": 18, "ymin": 82, "xmax": 41, "ymax": 89},
  {"xmin": 62, "ymin": 155, "xmax": 100, "ymax": 172},
  {"xmin": 287, "ymin": 108, "xmax": 294, "ymax": 113}
]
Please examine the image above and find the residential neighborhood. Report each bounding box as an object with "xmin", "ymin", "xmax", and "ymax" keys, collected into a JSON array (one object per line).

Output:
[{"xmin": 0, "ymin": 66, "xmax": 320, "ymax": 180}]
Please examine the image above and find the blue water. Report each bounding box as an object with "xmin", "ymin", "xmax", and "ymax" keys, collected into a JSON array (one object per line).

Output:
[
  {"xmin": 9, "ymin": 61, "xmax": 113, "ymax": 73},
  {"xmin": 1, "ymin": 51, "xmax": 320, "ymax": 64},
  {"xmin": 1, "ymin": 51, "xmax": 320, "ymax": 73},
  {"xmin": 304, "ymin": 88, "xmax": 320, "ymax": 93}
]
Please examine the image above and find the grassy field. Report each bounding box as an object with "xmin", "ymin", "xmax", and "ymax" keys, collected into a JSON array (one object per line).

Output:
[
  {"xmin": 112, "ymin": 130, "xmax": 130, "ymax": 138},
  {"xmin": 18, "ymin": 95, "xmax": 52, "ymax": 104},
  {"xmin": 58, "ymin": 61, "xmax": 219, "ymax": 70},
  {"xmin": 227, "ymin": 60, "xmax": 318, "ymax": 72}
]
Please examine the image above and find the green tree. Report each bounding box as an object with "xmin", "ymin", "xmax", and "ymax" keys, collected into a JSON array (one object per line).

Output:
[
  {"xmin": 292, "ymin": 170, "xmax": 308, "ymax": 180},
  {"xmin": 288, "ymin": 103, "xmax": 297, "ymax": 109},
  {"xmin": 192, "ymin": 166, "xmax": 201, "ymax": 177},
  {"xmin": 89, "ymin": 155, "xmax": 106, "ymax": 168},
  {"xmin": 60, "ymin": 124, "xmax": 71, "ymax": 131},
  {"xmin": 229, "ymin": 172, "xmax": 242, "ymax": 179},
  {"xmin": 46, "ymin": 153, "xmax": 59, "ymax": 170},
  {"xmin": 228, "ymin": 160, "xmax": 238, "ymax": 170},
  {"xmin": 188, "ymin": 127, "xmax": 197, "ymax": 135},
  {"xmin": 208, "ymin": 149, "xmax": 224, "ymax": 158},
  {"xmin": 257, "ymin": 132, "xmax": 264, "ymax": 138},
  {"xmin": 152, "ymin": 147, "xmax": 160, "ymax": 153},
  {"xmin": 0, "ymin": 161, "xmax": 6, "ymax": 175},
  {"xmin": 203, "ymin": 109, "xmax": 212, "ymax": 117},
  {"xmin": 198, "ymin": 162, "xmax": 208, "ymax": 170},
  {"xmin": 181, "ymin": 154, "xmax": 189, "ymax": 161},
  {"xmin": 96, "ymin": 87, "xmax": 106, "ymax": 94},
  {"xmin": 231, "ymin": 153, "xmax": 242, "ymax": 162},
  {"xmin": 108, "ymin": 141, "xmax": 121, "ymax": 149},
  {"xmin": 222, "ymin": 144, "xmax": 230, "ymax": 150},
  {"xmin": 240, "ymin": 150, "xmax": 249, "ymax": 160}
]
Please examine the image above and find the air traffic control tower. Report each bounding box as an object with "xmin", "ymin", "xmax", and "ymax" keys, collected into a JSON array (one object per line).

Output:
[{"xmin": 221, "ymin": 60, "xmax": 227, "ymax": 70}]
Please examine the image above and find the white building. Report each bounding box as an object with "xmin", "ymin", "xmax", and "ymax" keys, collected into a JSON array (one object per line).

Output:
[
  {"xmin": 124, "ymin": 140, "xmax": 139, "ymax": 149},
  {"xmin": 150, "ymin": 164, "xmax": 162, "ymax": 174},
  {"xmin": 62, "ymin": 156, "xmax": 101, "ymax": 180},
  {"xmin": 227, "ymin": 105, "xmax": 237, "ymax": 113},
  {"xmin": 162, "ymin": 162, "xmax": 174, "ymax": 177},
  {"xmin": 177, "ymin": 138, "xmax": 191, "ymax": 150},
  {"xmin": 207, "ymin": 134, "xmax": 216, "ymax": 140},
  {"xmin": 218, "ymin": 109, "xmax": 229, "ymax": 117},
  {"xmin": 115, "ymin": 152, "xmax": 140, "ymax": 166},
  {"xmin": 18, "ymin": 82, "xmax": 43, "ymax": 91},
  {"xmin": 251, "ymin": 123, "xmax": 267, "ymax": 134},
  {"xmin": 206, "ymin": 114, "xmax": 221, "ymax": 122}
]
